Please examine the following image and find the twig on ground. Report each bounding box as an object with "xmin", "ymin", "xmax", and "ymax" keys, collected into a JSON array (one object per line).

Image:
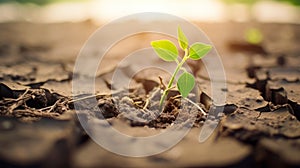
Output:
[
  {"xmin": 13, "ymin": 109, "xmax": 60, "ymax": 118},
  {"xmin": 38, "ymin": 98, "xmax": 66, "ymax": 113},
  {"xmin": 8, "ymin": 88, "xmax": 31, "ymax": 113}
]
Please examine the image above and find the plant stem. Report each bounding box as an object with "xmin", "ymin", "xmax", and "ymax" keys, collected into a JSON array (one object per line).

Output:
[{"xmin": 159, "ymin": 48, "xmax": 189, "ymax": 110}]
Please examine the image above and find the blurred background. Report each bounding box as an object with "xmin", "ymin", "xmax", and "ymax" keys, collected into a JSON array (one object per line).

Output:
[
  {"xmin": 0, "ymin": 0, "xmax": 299, "ymax": 24},
  {"xmin": 0, "ymin": 1, "xmax": 300, "ymax": 168}
]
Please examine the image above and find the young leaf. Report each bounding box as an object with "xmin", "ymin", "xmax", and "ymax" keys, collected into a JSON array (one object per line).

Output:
[
  {"xmin": 177, "ymin": 72, "xmax": 195, "ymax": 98},
  {"xmin": 177, "ymin": 26, "xmax": 189, "ymax": 50},
  {"xmin": 189, "ymin": 42, "xmax": 212, "ymax": 60},
  {"xmin": 151, "ymin": 40, "xmax": 178, "ymax": 62}
]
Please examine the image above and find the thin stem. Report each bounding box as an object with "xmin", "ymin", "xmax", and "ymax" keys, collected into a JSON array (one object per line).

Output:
[{"xmin": 159, "ymin": 48, "xmax": 189, "ymax": 110}]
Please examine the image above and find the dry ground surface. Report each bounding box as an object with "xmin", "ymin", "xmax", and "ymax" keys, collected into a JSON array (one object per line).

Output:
[{"xmin": 0, "ymin": 21, "xmax": 299, "ymax": 168}]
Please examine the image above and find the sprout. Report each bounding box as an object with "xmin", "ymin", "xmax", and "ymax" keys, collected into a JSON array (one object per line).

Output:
[{"xmin": 151, "ymin": 26, "xmax": 212, "ymax": 109}]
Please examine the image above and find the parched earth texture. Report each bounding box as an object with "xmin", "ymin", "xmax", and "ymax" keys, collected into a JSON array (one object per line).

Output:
[{"xmin": 0, "ymin": 21, "xmax": 299, "ymax": 168}]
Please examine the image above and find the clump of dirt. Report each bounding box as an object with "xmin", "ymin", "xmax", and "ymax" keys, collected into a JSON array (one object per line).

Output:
[
  {"xmin": 248, "ymin": 66, "xmax": 300, "ymax": 120},
  {"xmin": 92, "ymin": 86, "xmax": 208, "ymax": 129},
  {"xmin": 97, "ymin": 97, "xmax": 119, "ymax": 118}
]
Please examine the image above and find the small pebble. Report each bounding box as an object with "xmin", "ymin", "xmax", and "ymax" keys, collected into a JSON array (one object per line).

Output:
[{"xmin": 290, "ymin": 116, "xmax": 296, "ymax": 120}]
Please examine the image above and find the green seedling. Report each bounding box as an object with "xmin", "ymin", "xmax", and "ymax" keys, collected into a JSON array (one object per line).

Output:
[{"xmin": 151, "ymin": 26, "xmax": 212, "ymax": 109}]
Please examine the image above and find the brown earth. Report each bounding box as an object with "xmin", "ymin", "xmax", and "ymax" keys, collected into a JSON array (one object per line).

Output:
[{"xmin": 0, "ymin": 21, "xmax": 300, "ymax": 168}]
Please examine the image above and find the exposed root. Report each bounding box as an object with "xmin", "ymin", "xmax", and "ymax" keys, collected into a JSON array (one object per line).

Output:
[{"xmin": 184, "ymin": 97, "xmax": 207, "ymax": 117}]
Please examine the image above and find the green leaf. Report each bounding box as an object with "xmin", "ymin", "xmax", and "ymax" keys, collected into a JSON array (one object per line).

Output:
[
  {"xmin": 151, "ymin": 40, "xmax": 178, "ymax": 62},
  {"xmin": 189, "ymin": 42, "xmax": 212, "ymax": 60},
  {"xmin": 177, "ymin": 72, "xmax": 195, "ymax": 98},
  {"xmin": 177, "ymin": 26, "xmax": 189, "ymax": 50}
]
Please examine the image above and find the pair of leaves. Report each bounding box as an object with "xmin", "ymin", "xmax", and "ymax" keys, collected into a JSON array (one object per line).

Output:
[
  {"xmin": 151, "ymin": 27, "xmax": 212, "ymax": 61},
  {"xmin": 150, "ymin": 26, "xmax": 212, "ymax": 98}
]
